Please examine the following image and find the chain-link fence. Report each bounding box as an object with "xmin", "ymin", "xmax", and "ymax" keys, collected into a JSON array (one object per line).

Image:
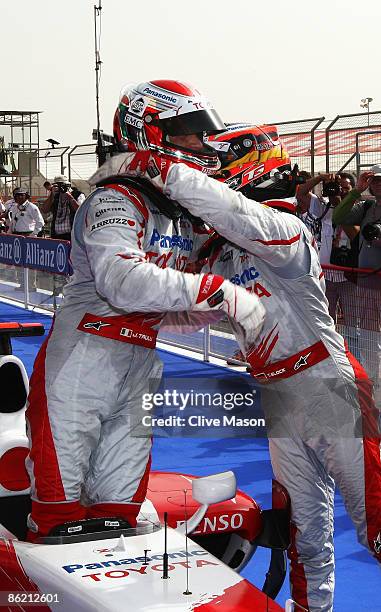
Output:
[
  {"xmin": 268, "ymin": 111, "xmax": 381, "ymax": 177},
  {"xmin": 36, "ymin": 146, "xmax": 70, "ymax": 191},
  {"xmin": 325, "ymin": 111, "xmax": 381, "ymax": 175},
  {"xmin": 268, "ymin": 117, "xmax": 325, "ymax": 175},
  {"xmin": 68, "ymin": 144, "xmax": 97, "ymax": 195},
  {"xmin": 356, "ymin": 130, "xmax": 381, "ymax": 175},
  {"xmin": 3, "ymin": 109, "xmax": 381, "ymax": 199},
  {"xmin": 323, "ymin": 264, "xmax": 381, "ymax": 399}
]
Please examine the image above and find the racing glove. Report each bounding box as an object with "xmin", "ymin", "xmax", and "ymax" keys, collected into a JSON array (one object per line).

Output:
[{"xmin": 191, "ymin": 273, "xmax": 265, "ymax": 351}]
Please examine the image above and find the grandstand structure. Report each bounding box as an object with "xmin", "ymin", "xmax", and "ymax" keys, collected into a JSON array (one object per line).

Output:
[{"xmin": 0, "ymin": 111, "xmax": 41, "ymax": 197}]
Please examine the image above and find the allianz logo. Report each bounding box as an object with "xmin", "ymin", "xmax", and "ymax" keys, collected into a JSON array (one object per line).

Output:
[
  {"xmin": 230, "ymin": 266, "xmax": 260, "ymax": 286},
  {"xmin": 25, "ymin": 242, "xmax": 67, "ymax": 273}
]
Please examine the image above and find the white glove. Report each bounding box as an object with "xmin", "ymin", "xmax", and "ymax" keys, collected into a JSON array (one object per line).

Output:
[{"xmin": 192, "ymin": 274, "xmax": 265, "ymax": 352}]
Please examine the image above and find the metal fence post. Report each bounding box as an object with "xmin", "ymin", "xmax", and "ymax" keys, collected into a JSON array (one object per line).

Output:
[
  {"xmin": 311, "ymin": 117, "xmax": 325, "ymax": 176},
  {"xmin": 324, "ymin": 111, "xmax": 381, "ymax": 175},
  {"xmin": 268, "ymin": 117, "xmax": 325, "ymax": 175},
  {"xmin": 325, "ymin": 116, "xmax": 338, "ymax": 173},
  {"xmin": 67, "ymin": 146, "xmax": 75, "ymax": 183},
  {"xmin": 37, "ymin": 146, "xmax": 70, "ymax": 189},
  {"xmin": 355, "ymin": 131, "xmax": 361, "ymax": 178},
  {"xmin": 23, "ymin": 266, "xmax": 29, "ymax": 310},
  {"xmin": 203, "ymin": 326, "xmax": 210, "ymax": 362},
  {"xmin": 68, "ymin": 144, "xmax": 97, "ymax": 188},
  {"xmin": 60, "ymin": 148, "xmax": 69, "ymax": 175},
  {"xmin": 355, "ymin": 129, "xmax": 381, "ymax": 178}
]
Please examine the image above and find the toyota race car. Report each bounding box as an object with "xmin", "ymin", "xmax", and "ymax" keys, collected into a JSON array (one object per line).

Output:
[{"xmin": 0, "ymin": 322, "xmax": 291, "ymax": 611}]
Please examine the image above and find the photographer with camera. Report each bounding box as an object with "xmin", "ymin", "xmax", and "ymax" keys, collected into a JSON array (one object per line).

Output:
[
  {"xmin": 297, "ymin": 172, "xmax": 358, "ymax": 323},
  {"xmin": 41, "ymin": 174, "xmax": 85, "ymax": 241},
  {"xmin": 333, "ymin": 166, "xmax": 381, "ymax": 399},
  {"xmin": 333, "ymin": 166, "xmax": 381, "ymax": 268}
]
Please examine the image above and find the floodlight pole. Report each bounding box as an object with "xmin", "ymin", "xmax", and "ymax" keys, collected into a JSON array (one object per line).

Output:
[
  {"xmin": 94, "ymin": 1, "xmax": 104, "ymax": 166},
  {"xmin": 360, "ymin": 97, "xmax": 373, "ymax": 127}
]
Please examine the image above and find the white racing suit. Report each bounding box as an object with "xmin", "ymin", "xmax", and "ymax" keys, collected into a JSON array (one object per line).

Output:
[
  {"xmin": 164, "ymin": 165, "xmax": 381, "ymax": 612},
  {"xmin": 25, "ymin": 179, "xmax": 256, "ymax": 540}
]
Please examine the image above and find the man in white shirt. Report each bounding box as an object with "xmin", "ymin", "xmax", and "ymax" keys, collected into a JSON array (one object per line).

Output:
[
  {"xmin": 8, "ymin": 187, "xmax": 44, "ymax": 291},
  {"xmin": 8, "ymin": 188, "xmax": 44, "ymax": 236}
]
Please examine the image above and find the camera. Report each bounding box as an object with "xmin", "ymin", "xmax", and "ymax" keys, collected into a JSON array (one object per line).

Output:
[
  {"xmin": 361, "ymin": 222, "xmax": 381, "ymax": 242},
  {"xmin": 322, "ymin": 180, "xmax": 342, "ymax": 198},
  {"xmin": 53, "ymin": 183, "xmax": 69, "ymax": 194},
  {"xmin": 330, "ymin": 246, "xmax": 354, "ymax": 267},
  {"xmin": 270, "ymin": 164, "xmax": 306, "ymax": 198}
]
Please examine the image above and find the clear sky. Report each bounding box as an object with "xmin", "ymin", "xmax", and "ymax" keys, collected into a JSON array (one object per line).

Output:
[{"xmin": 2, "ymin": 0, "xmax": 381, "ymax": 147}]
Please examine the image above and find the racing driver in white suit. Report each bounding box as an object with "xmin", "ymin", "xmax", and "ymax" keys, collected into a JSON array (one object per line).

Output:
[
  {"xmin": 25, "ymin": 84, "xmax": 265, "ymax": 542},
  {"xmin": 127, "ymin": 124, "xmax": 381, "ymax": 612}
]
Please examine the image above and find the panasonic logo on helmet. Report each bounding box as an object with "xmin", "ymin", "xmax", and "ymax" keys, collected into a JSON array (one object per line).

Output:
[{"xmin": 144, "ymin": 87, "xmax": 177, "ymax": 104}]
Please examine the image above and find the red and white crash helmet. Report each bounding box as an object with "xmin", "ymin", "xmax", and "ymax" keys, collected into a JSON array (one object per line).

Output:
[
  {"xmin": 113, "ymin": 80, "xmax": 226, "ymax": 175},
  {"xmin": 208, "ymin": 123, "xmax": 299, "ymax": 212}
]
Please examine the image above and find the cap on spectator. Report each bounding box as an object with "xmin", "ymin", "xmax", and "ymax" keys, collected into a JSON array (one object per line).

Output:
[
  {"xmin": 370, "ymin": 165, "xmax": 381, "ymax": 176},
  {"xmin": 13, "ymin": 187, "xmax": 29, "ymax": 196},
  {"xmin": 54, "ymin": 174, "xmax": 70, "ymax": 184}
]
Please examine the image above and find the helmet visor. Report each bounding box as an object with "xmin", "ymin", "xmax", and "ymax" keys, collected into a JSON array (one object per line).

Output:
[{"xmin": 159, "ymin": 108, "xmax": 225, "ymax": 137}]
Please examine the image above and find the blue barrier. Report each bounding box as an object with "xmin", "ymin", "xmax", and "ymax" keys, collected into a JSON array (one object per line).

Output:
[{"xmin": 0, "ymin": 234, "xmax": 72, "ymax": 275}]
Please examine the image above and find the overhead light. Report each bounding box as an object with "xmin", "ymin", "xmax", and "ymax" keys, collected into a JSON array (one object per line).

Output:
[
  {"xmin": 360, "ymin": 97, "xmax": 373, "ymax": 108},
  {"xmin": 46, "ymin": 138, "xmax": 60, "ymax": 149}
]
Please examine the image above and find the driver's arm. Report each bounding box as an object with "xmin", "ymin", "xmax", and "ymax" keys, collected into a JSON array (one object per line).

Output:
[
  {"xmin": 40, "ymin": 189, "xmax": 54, "ymax": 214},
  {"xmin": 296, "ymin": 175, "xmax": 325, "ymax": 214},
  {"xmin": 331, "ymin": 189, "xmax": 363, "ymax": 225},
  {"xmin": 165, "ymin": 164, "xmax": 302, "ymax": 267}
]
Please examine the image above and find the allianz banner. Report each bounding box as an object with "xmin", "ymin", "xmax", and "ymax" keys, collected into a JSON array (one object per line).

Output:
[
  {"xmin": 0, "ymin": 234, "xmax": 24, "ymax": 267},
  {"xmin": 0, "ymin": 235, "xmax": 72, "ymax": 275}
]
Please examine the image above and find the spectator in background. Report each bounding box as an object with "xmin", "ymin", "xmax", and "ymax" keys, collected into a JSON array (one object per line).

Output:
[
  {"xmin": 8, "ymin": 187, "xmax": 44, "ymax": 291},
  {"xmin": 41, "ymin": 174, "xmax": 85, "ymax": 241},
  {"xmin": 3, "ymin": 187, "xmax": 19, "ymax": 232},
  {"xmin": 43, "ymin": 180, "xmax": 52, "ymax": 193},
  {"xmin": 296, "ymin": 171, "xmax": 358, "ymax": 322},
  {"xmin": 0, "ymin": 197, "xmax": 6, "ymax": 232},
  {"xmin": 4, "ymin": 189, "xmax": 16, "ymax": 211},
  {"xmin": 8, "ymin": 188, "xmax": 44, "ymax": 237},
  {"xmin": 333, "ymin": 166, "xmax": 381, "ymax": 402}
]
